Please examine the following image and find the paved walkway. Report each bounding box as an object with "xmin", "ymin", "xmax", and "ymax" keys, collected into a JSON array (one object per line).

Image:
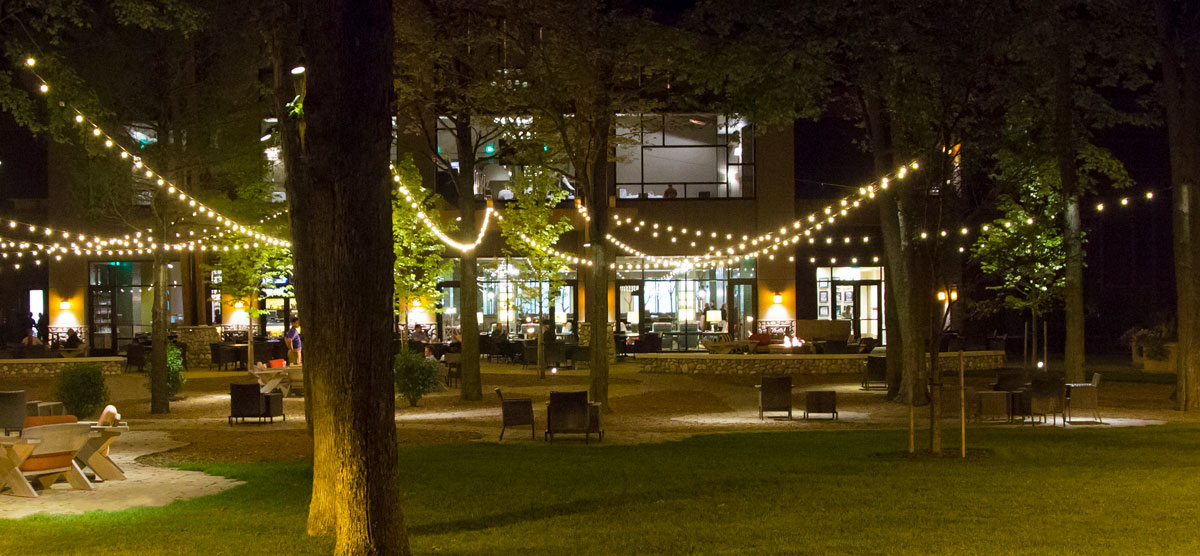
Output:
[{"xmin": 0, "ymin": 430, "xmax": 242, "ymax": 519}]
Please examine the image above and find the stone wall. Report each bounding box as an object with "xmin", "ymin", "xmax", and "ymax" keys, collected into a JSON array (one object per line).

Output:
[
  {"xmin": 577, "ymin": 322, "xmax": 616, "ymax": 362},
  {"xmin": 174, "ymin": 325, "xmax": 221, "ymax": 369},
  {"xmin": 637, "ymin": 350, "xmax": 1007, "ymax": 375},
  {"xmin": 0, "ymin": 357, "xmax": 125, "ymax": 378}
]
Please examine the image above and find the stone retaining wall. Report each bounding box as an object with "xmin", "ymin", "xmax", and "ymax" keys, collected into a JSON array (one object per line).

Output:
[
  {"xmin": 0, "ymin": 357, "xmax": 126, "ymax": 378},
  {"xmin": 637, "ymin": 350, "xmax": 1006, "ymax": 375},
  {"xmin": 174, "ymin": 325, "xmax": 221, "ymax": 369}
]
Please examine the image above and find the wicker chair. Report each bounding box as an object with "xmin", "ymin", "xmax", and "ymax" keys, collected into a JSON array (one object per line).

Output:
[
  {"xmin": 545, "ymin": 391, "xmax": 602, "ymax": 443},
  {"xmin": 862, "ymin": 353, "xmax": 887, "ymax": 390},
  {"xmin": 0, "ymin": 390, "xmax": 25, "ymax": 435},
  {"xmin": 494, "ymin": 388, "xmax": 534, "ymax": 440},
  {"xmin": 1066, "ymin": 373, "xmax": 1102, "ymax": 423},
  {"xmin": 757, "ymin": 375, "xmax": 793, "ymax": 420},
  {"xmin": 124, "ymin": 343, "xmax": 146, "ymax": 373},
  {"xmin": 804, "ymin": 391, "xmax": 838, "ymax": 420},
  {"xmin": 1029, "ymin": 374, "xmax": 1066, "ymax": 426},
  {"xmin": 228, "ymin": 383, "xmax": 284, "ymax": 425},
  {"xmin": 443, "ymin": 353, "xmax": 462, "ymax": 387}
]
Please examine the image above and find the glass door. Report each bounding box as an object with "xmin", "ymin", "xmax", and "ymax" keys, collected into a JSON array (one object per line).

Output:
[
  {"xmin": 728, "ymin": 280, "xmax": 756, "ymax": 340},
  {"xmin": 831, "ymin": 280, "xmax": 882, "ymax": 342},
  {"xmin": 616, "ymin": 282, "xmax": 642, "ymax": 335}
]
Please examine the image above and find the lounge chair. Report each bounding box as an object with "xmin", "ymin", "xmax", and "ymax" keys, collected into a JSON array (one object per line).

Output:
[
  {"xmin": 494, "ymin": 388, "xmax": 534, "ymax": 440},
  {"xmin": 0, "ymin": 391, "xmax": 24, "ymax": 436},
  {"xmin": 804, "ymin": 391, "xmax": 838, "ymax": 420},
  {"xmin": 545, "ymin": 391, "xmax": 602, "ymax": 443},
  {"xmin": 757, "ymin": 375, "xmax": 793, "ymax": 420},
  {"xmin": 228, "ymin": 383, "xmax": 284, "ymax": 425},
  {"xmin": 3, "ymin": 416, "xmax": 96, "ymax": 497}
]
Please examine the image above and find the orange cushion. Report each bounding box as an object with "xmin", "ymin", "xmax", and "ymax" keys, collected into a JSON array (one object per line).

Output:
[
  {"xmin": 24, "ymin": 415, "xmax": 78, "ymax": 428},
  {"xmin": 269, "ymin": 359, "xmax": 286, "ymax": 368},
  {"xmin": 21, "ymin": 452, "xmax": 75, "ymax": 472}
]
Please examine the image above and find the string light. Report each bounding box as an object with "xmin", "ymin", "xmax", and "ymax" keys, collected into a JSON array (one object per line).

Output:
[
  {"xmin": 396, "ymin": 174, "xmax": 491, "ymax": 252},
  {"xmin": 22, "ymin": 57, "xmax": 290, "ymax": 249}
]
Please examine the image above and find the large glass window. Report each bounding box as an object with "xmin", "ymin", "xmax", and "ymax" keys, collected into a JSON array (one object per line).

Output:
[
  {"xmin": 615, "ymin": 114, "xmax": 755, "ymax": 200},
  {"xmin": 615, "ymin": 257, "xmax": 756, "ymax": 350},
  {"xmin": 88, "ymin": 261, "xmax": 183, "ymax": 354},
  {"xmin": 816, "ymin": 266, "xmax": 885, "ymax": 343},
  {"xmin": 433, "ymin": 258, "xmax": 579, "ymax": 341}
]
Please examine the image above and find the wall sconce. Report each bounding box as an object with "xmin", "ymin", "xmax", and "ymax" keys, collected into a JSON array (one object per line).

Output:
[
  {"xmin": 234, "ymin": 301, "xmax": 245, "ymax": 309},
  {"xmin": 59, "ymin": 300, "xmax": 70, "ymax": 310},
  {"xmin": 773, "ymin": 293, "xmax": 783, "ymax": 304},
  {"xmin": 936, "ymin": 286, "xmax": 959, "ymax": 302}
]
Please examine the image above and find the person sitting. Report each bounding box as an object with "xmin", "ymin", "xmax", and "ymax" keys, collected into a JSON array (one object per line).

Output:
[
  {"xmin": 496, "ymin": 187, "xmax": 514, "ymax": 200},
  {"xmin": 63, "ymin": 328, "xmax": 83, "ymax": 349},
  {"xmin": 663, "ymin": 184, "xmax": 679, "ymax": 199},
  {"xmin": 20, "ymin": 328, "xmax": 42, "ymax": 347},
  {"xmin": 411, "ymin": 324, "xmax": 430, "ymax": 342}
]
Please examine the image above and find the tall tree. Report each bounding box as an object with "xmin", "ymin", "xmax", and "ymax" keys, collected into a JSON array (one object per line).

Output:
[
  {"xmin": 294, "ymin": 0, "xmax": 408, "ymax": 553},
  {"xmin": 1153, "ymin": 0, "xmax": 1200, "ymax": 410},
  {"xmin": 392, "ymin": 154, "xmax": 451, "ymax": 335}
]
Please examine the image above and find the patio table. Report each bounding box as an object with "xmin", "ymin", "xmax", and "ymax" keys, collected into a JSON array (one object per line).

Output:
[{"xmin": 76, "ymin": 424, "xmax": 130, "ymax": 481}]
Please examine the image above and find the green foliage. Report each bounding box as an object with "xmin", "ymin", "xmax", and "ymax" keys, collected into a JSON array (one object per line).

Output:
[
  {"xmin": 393, "ymin": 349, "xmax": 440, "ymax": 407},
  {"xmin": 208, "ymin": 245, "xmax": 293, "ymax": 317},
  {"xmin": 167, "ymin": 343, "xmax": 186, "ymax": 396},
  {"xmin": 392, "ymin": 155, "xmax": 450, "ymax": 317},
  {"xmin": 972, "ymin": 158, "xmax": 1068, "ymax": 318},
  {"xmin": 498, "ymin": 167, "xmax": 574, "ymax": 312},
  {"xmin": 56, "ymin": 363, "xmax": 110, "ymax": 419},
  {"xmin": 1121, "ymin": 323, "xmax": 1175, "ymax": 362}
]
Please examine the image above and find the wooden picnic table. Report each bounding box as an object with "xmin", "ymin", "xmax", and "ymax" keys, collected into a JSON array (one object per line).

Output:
[
  {"xmin": 0, "ymin": 437, "xmax": 40, "ymax": 497},
  {"xmin": 76, "ymin": 424, "xmax": 130, "ymax": 482}
]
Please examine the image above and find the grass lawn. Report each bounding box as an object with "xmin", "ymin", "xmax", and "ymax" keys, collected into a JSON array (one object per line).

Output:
[{"xmin": 3, "ymin": 426, "xmax": 1200, "ymax": 555}]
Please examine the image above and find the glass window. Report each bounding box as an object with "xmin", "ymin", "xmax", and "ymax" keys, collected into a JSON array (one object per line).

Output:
[
  {"xmin": 88, "ymin": 261, "xmax": 183, "ymax": 353},
  {"xmin": 614, "ymin": 113, "xmax": 756, "ymax": 200}
]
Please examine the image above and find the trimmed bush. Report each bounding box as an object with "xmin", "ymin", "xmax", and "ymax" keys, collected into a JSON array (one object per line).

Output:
[
  {"xmin": 57, "ymin": 363, "xmax": 110, "ymax": 419},
  {"xmin": 394, "ymin": 349, "xmax": 440, "ymax": 407},
  {"xmin": 168, "ymin": 344, "xmax": 187, "ymax": 397}
]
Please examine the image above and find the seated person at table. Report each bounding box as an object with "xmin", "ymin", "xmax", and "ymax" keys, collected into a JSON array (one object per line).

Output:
[
  {"xmin": 20, "ymin": 328, "xmax": 42, "ymax": 347},
  {"xmin": 423, "ymin": 346, "xmax": 438, "ymax": 363},
  {"xmin": 490, "ymin": 324, "xmax": 506, "ymax": 339},
  {"xmin": 64, "ymin": 328, "xmax": 83, "ymax": 349},
  {"xmin": 411, "ymin": 324, "xmax": 430, "ymax": 342}
]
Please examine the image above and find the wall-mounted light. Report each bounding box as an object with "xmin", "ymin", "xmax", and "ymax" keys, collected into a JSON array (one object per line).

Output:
[
  {"xmin": 772, "ymin": 293, "xmax": 783, "ymax": 304},
  {"xmin": 59, "ymin": 300, "xmax": 70, "ymax": 310},
  {"xmin": 234, "ymin": 301, "xmax": 245, "ymax": 309}
]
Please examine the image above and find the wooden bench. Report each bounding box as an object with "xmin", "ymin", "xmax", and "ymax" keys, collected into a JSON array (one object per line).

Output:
[{"xmin": 3, "ymin": 416, "xmax": 97, "ymax": 497}]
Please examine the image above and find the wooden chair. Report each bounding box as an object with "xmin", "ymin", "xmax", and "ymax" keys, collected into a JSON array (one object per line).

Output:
[
  {"xmin": 4, "ymin": 416, "xmax": 96, "ymax": 497},
  {"xmin": 494, "ymin": 388, "xmax": 534, "ymax": 440},
  {"xmin": 804, "ymin": 391, "xmax": 838, "ymax": 420},
  {"xmin": 228, "ymin": 383, "xmax": 284, "ymax": 425},
  {"xmin": 545, "ymin": 391, "xmax": 602, "ymax": 443},
  {"xmin": 757, "ymin": 375, "xmax": 793, "ymax": 420}
]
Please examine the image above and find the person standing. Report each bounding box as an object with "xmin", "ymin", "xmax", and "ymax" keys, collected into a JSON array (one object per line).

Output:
[
  {"xmin": 663, "ymin": 184, "xmax": 679, "ymax": 199},
  {"xmin": 36, "ymin": 312, "xmax": 48, "ymax": 342},
  {"xmin": 284, "ymin": 316, "xmax": 302, "ymax": 365}
]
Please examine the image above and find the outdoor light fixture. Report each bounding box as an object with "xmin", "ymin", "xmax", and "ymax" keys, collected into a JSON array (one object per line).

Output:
[
  {"xmin": 290, "ymin": 65, "xmax": 305, "ymax": 75},
  {"xmin": 59, "ymin": 301, "xmax": 70, "ymax": 310},
  {"xmin": 234, "ymin": 301, "xmax": 244, "ymax": 308},
  {"xmin": 773, "ymin": 293, "xmax": 783, "ymax": 304}
]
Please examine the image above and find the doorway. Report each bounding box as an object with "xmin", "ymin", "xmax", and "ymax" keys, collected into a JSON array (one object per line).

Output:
[{"xmin": 831, "ymin": 280, "xmax": 883, "ymax": 342}]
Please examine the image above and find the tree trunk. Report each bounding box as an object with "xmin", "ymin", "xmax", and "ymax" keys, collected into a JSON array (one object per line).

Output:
[
  {"xmin": 586, "ymin": 111, "xmax": 612, "ymax": 411},
  {"xmin": 454, "ymin": 118, "xmax": 482, "ymax": 401},
  {"xmin": 1054, "ymin": 7, "xmax": 1086, "ymax": 384},
  {"xmin": 149, "ymin": 207, "xmax": 170, "ymax": 414},
  {"xmin": 296, "ymin": 1, "xmax": 408, "ymax": 553}
]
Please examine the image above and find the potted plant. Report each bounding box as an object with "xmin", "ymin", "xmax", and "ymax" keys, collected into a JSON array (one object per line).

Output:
[{"xmin": 1123, "ymin": 323, "xmax": 1177, "ymax": 373}]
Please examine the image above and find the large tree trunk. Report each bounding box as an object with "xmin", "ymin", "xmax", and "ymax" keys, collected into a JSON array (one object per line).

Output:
[
  {"xmin": 453, "ymin": 117, "xmax": 482, "ymax": 401},
  {"xmin": 1054, "ymin": 8, "xmax": 1086, "ymax": 384},
  {"xmin": 1156, "ymin": 0, "xmax": 1200, "ymax": 411},
  {"xmin": 295, "ymin": 1, "xmax": 408, "ymax": 554},
  {"xmin": 586, "ymin": 110, "xmax": 612, "ymax": 411}
]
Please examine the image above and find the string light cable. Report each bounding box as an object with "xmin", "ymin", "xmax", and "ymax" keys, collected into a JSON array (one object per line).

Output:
[{"xmin": 393, "ymin": 168, "xmax": 492, "ymax": 252}]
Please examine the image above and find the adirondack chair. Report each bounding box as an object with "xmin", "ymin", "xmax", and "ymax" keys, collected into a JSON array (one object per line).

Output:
[{"xmin": 3, "ymin": 416, "xmax": 96, "ymax": 497}]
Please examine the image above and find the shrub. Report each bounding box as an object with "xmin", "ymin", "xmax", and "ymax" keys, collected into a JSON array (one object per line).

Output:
[
  {"xmin": 168, "ymin": 344, "xmax": 186, "ymax": 397},
  {"xmin": 57, "ymin": 363, "xmax": 110, "ymax": 419},
  {"xmin": 394, "ymin": 349, "xmax": 440, "ymax": 407}
]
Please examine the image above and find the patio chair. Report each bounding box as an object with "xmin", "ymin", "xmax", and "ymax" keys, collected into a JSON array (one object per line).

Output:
[
  {"xmin": 521, "ymin": 341, "xmax": 538, "ymax": 369},
  {"xmin": 0, "ymin": 391, "xmax": 25, "ymax": 436},
  {"xmin": 228, "ymin": 383, "xmax": 284, "ymax": 425},
  {"xmin": 545, "ymin": 391, "xmax": 602, "ymax": 443},
  {"xmin": 124, "ymin": 343, "xmax": 146, "ymax": 373},
  {"xmin": 568, "ymin": 344, "xmax": 590, "ymax": 369},
  {"xmin": 494, "ymin": 388, "xmax": 534, "ymax": 440},
  {"xmin": 444, "ymin": 353, "xmax": 462, "ymax": 387},
  {"xmin": 544, "ymin": 341, "xmax": 567, "ymax": 369},
  {"xmin": 975, "ymin": 391, "xmax": 1011, "ymax": 422},
  {"xmin": 757, "ymin": 375, "xmax": 793, "ymax": 420},
  {"xmin": 862, "ymin": 354, "xmax": 887, "ymax": 390},
  {"xmin": 1028, "ymin": 374, "xmax": 1066, "ymax": 426},
  {"xmin": 804, "ymin": 391, "xmax": 838, "ymax": 420},
  {"xmin": 210, "ymin": 343, "xmax": 240, "ymax": 371},
  {"xmin": 6, "ymin": 416, "xmax": 96, "ymax": 497},
  {"xmin": 1066, "ymin": 373, "xmax": 1103, "ymax": 424}
]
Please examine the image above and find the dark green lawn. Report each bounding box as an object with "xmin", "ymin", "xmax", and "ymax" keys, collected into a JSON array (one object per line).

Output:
[{"xmin": 4, "ymin": 426, "xmax": 1200, "ymax": 555}]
